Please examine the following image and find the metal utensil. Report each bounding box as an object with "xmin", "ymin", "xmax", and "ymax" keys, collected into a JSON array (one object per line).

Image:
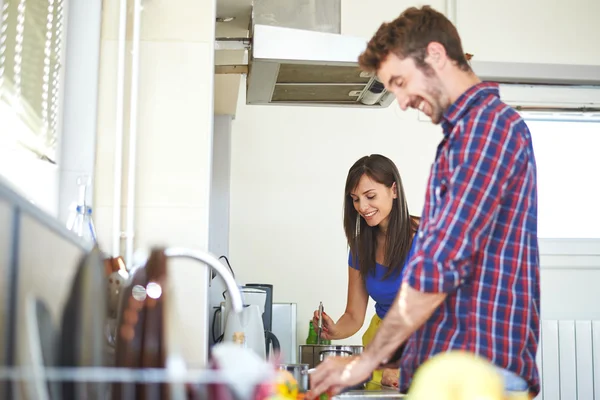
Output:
[{"xmin": 317, "ymin": 301, "xmax": 324, "ymax": 344}]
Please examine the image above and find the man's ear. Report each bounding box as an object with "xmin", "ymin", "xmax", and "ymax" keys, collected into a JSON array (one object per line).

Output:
[{"xmin": 426, "ymin": 42, "xmax": 448, "ymax": 67}]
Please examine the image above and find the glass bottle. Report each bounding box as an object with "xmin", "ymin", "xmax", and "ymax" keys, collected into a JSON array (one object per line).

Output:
[{"xmin": 306, "ymin": 320, "xmax": 318, "ymax": 345}]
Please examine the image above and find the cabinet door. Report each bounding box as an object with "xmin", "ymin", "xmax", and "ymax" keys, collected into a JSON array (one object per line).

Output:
[
  {"xmin": 457, "ymin": 0, "xmax": 600, "ymax": 65},
  {"xmin": 342, "ymin": 0, "xmax": 446, "ymax": 38}
]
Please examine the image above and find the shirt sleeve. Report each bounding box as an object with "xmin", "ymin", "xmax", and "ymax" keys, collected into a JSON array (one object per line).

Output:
[
  {"xmin": 348, "ymin": 251, "xmax": 358, "ymax": 270},
  {"xmin": 405, "ymin": 113, "xmax": 525, "ymax": 293}
]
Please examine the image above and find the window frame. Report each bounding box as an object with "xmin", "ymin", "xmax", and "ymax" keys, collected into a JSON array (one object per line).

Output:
[{"xmin": 506, "ymin": 84, "xmax": 600, "ymax": 256}]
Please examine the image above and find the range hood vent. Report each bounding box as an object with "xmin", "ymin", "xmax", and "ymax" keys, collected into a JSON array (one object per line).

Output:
[
  {"xmin": 245, "ymin": 0, "xmax": 394, "ymax": 108},
  {"xmin": 268, "ymin": 64, "xmax": 384, "ymax": 105}
]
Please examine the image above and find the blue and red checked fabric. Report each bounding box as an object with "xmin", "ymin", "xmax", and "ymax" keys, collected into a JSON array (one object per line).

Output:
[{"xmin": 400, "ymin": 82, "xmax": 541, "ymax": 395}]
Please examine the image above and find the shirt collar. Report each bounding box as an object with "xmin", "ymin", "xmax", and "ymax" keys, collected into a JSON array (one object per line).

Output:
[{"xmin": 441, "ymin": 82, "xmax": 500, "ymax": 135}]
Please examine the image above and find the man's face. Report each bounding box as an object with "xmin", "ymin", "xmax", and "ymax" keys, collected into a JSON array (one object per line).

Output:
[{"xmin": 377, "ymin": 53, "xmax": 450, "ymax": 124}]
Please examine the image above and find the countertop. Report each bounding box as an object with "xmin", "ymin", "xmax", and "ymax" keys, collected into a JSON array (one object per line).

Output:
[
  {"xmin": 332, "ymin": 384, "xmax": 406, "ymax": 399},
  {"xmin": 333, "ymin": 390, "xmax": 406, "ymax": 399}
]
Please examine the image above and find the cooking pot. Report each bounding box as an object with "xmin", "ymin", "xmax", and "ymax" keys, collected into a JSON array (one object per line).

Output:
[
  {"xmin": 299, "ymin": 345, "xmax": 364, "ymax": 369},
  {"xmin": 298, "ymin": 345, "xmax": 370, "ymax": 391},
  {"xmin": 319, "ymin": 347, "xmax": 356, "ymax": 362},
  {"xmin": 278, "ymin": 363, "xmax": 310, "ymax": 393}
]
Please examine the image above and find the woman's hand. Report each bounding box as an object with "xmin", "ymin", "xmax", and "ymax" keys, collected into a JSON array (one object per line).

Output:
[
  {"xmin": 381, "ymin": 368, "xmax": 400, "ymax": 388},
  {"xmin": 312, "ymin": 310, "xmax": 338, "ymax": 340}
]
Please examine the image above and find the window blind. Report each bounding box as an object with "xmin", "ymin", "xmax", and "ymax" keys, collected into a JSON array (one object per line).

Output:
[{"xmin": 0, "ymin": 0, "xmax": 65, "ymax": 161}]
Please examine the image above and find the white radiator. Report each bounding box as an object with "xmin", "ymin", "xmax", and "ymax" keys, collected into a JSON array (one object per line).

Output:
[{"xmin": 537, "ymin": 320, "xmax": 600, "ymax": 400}]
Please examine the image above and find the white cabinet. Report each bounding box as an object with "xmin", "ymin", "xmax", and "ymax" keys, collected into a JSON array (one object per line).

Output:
[
  {"xmin": 457, "ymin": 0, "xmax": 600, "ymax": 65},
  {"xmin": 343, "ymin": 0, "xmax": 600, "ymax": 65},
  {"xmin": 341, "ymin": 0, "xmax": 446, "ymax": 39}
]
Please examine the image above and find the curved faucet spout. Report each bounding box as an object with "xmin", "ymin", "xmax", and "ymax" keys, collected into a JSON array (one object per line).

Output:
[{"xmin": 163, "ymin": 248, "xmax": 243, "ymax": 313}]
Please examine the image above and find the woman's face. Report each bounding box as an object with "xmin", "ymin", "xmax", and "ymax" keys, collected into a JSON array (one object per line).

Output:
[{"xmin": 350, "ymin": 173, "xmax": 397, "ymax": 231}]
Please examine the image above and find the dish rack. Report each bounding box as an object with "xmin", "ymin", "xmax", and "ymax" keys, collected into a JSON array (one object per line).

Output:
[
  {"xmin": 3, "ymin": 248, "xmax": 275, "ymax": 400},
  {"xmin": 0, "ymin": 178, "xmax": 276, "ymax": 400},
  {"xmin": 2, "ymin": 248, "xmax": 276, "ymax": 400},
  {"xmin": 0, "ymin": 366, "xmax": 269, "ymax": 399}
]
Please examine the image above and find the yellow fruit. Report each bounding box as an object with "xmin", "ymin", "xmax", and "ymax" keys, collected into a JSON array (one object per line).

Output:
[
  {"xmin": 408, "ymin": 351, "xmax": 505, "ymax": 400},
  {"xmin": 274, "ymin": 369, "xmax": 299, "ymax": 399}
]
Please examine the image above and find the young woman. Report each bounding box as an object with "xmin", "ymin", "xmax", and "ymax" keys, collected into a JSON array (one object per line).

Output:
[{"xmin": 313, "ymin": 154, "xmax": 419, "ymax": 388}]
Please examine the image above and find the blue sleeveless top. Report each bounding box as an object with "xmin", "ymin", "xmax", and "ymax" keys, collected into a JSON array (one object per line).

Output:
[{"xmin": 348, "ymin": 238, "xmax": 417, "ymax": 319}]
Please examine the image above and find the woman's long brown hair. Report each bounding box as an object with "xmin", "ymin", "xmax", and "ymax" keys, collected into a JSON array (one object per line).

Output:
[{"xmin": 343, "ymin": 154, "xmax": 419, "ymax": 279}]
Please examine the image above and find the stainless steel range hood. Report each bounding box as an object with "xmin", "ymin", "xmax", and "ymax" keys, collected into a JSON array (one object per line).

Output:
[
  {"xmin": 247, "ymin": 24, "xmax": 394, "ymax": 107},
  {"xmin": 235, "ymin": 0, "xmax": 600, "ymax": 109},
  {"xmin": 245, "ymin": 0, "xmax": 394, "ymax": 108}
]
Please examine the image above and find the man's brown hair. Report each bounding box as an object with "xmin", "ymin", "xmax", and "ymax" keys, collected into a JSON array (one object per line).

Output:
[{"xmin": 358, "ymin": 6, "xmax": 471, "ymax": 74}]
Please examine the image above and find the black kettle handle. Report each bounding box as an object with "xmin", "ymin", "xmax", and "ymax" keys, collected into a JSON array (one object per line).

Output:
[{"xmin": 264, "ymin": 330, "xmax": 280, "ymax": 356}]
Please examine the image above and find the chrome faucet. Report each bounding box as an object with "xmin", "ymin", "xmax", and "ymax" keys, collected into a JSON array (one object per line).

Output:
[
  {"xmin": 163, "ymin": 248, "xmax": 243, "ymax": 313},
  {"xmin": 130, "ymin": 247, "xmax": 243, "ymax": 314}
]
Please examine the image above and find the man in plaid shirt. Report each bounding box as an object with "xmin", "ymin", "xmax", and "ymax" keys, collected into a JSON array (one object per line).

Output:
[{"xmin": 308, "ymin": 5, "xmax": 540, "ymax": 399}]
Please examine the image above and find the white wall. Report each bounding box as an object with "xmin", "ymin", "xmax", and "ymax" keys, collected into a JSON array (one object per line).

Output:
[
  {"xmin": 208, "ymin": 115, "xmax": 233, "ymax": 346},
  {"xmin": 93, "ymin": 0, "xmax": 217, "ymax": 367},
  {"xmin": 229, "ymin": 98, "xmax": 442, "ymax": 345},
  {"xmin": 228, "ymin": 0, "xmax": 446, "ymax": 345},
  {"xmin": 228, "ymin": 0, "xmax": 600, "ymax": 349},
  {"xmin": 57, "ymin": 0, "xmax": 103, "ymax": 225},
  {"xmin": 209, "ymin": 115, "xmax": 233, "ymax": 258}
]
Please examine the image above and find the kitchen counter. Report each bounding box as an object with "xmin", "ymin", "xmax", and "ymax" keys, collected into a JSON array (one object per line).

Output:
[
  {"xmin": 332, "ymin": 384, "xmax": 406, "ymax": 399},
  {"xmin": 333, "ymin": 389, "xmax": 406, "ymax": 399},
  {"xmin": 332, "ymin": 389, "xmax": 408, "ymax": 400}
]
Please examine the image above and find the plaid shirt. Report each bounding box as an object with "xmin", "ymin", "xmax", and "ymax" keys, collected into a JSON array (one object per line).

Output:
[{"xmin": 400, "ymin": 82, "xmax": 541, "ymax": 395}]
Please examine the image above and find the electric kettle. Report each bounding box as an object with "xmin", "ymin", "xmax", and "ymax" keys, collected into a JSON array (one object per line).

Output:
[
  {"xmin": 222, "ymin": 287, "xmax": 280, "ymax": 360},
  {"xmin": 223, "ymin": 304, "xmax": 268, "ymax": 358}
]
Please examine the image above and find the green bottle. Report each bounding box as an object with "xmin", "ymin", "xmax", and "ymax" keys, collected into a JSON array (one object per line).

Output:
[{"xmin": 306, "ymin": 320, "xmax": 318, "ymax": 344}]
